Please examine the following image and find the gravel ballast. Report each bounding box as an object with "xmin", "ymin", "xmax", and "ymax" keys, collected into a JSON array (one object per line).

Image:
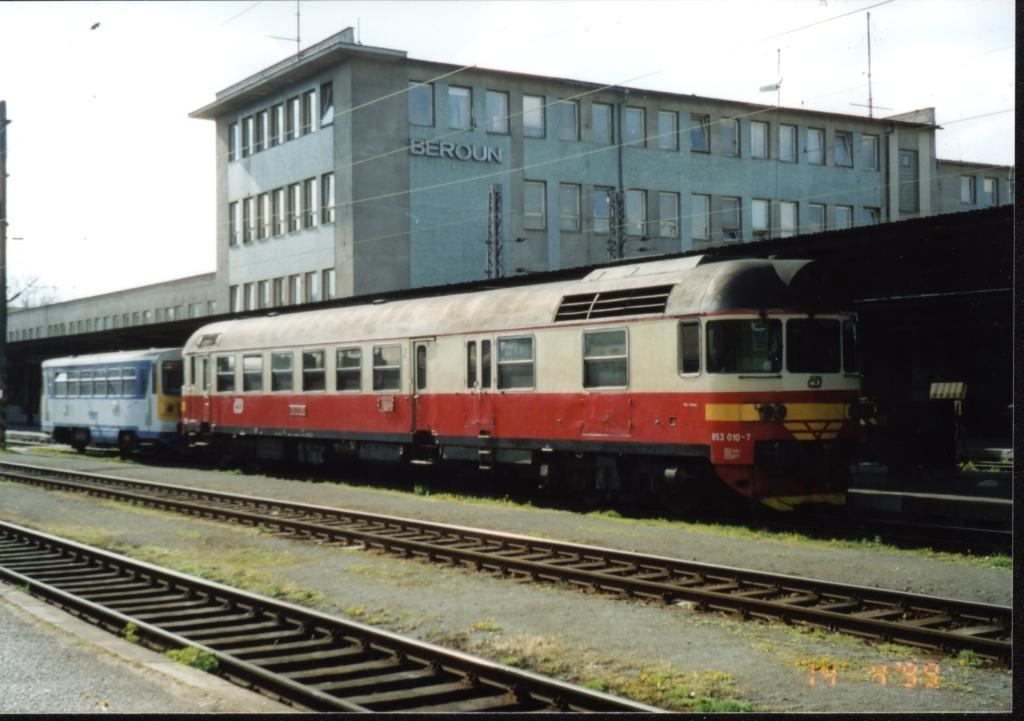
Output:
[{"xmin": 0, "ymin": 451, "xmax": 1012, "ymax": 712}]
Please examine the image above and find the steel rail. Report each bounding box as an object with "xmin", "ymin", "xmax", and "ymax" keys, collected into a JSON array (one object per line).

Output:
[
  {"xmin": 0, "ymin": 460, "xmax": 1011, "ymax": 661},
  {"xmin": 0, "ymin": 520, "xmax": 661, "ymax": 713}
]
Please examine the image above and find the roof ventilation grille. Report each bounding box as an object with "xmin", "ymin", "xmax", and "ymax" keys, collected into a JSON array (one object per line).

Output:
[{"xmin": 554, "ymin": 284, "xmax": 672, "ymax": 322}]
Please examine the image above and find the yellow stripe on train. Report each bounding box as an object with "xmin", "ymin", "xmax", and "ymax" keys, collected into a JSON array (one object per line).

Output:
[{"xmin": 705, "ymin": 403, "xmax": 849, "ymax": 422}]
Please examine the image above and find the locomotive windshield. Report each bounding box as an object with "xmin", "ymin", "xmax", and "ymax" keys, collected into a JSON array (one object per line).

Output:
[
  {"xmin": 786, "ymin": 319, "xmax": 841, "ymax": 373},
  {"xmin": 706, "ymin": 319, "xmax": 782, "ymax": 373},
  {"xmin": 161, "ymin": 360, "xmax": 183, "ymax": 396}
]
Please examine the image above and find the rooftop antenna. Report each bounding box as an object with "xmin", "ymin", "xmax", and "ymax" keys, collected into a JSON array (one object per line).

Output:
[
  {"xmin": 850, "ymin": 12, "xmax": 892, "ymax": 115},
  {"xmin": 267, "ymin": 0, "xmax": 301, "ymax": 58}
]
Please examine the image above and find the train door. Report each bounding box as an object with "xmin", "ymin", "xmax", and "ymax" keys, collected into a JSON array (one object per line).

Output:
[
  {"xmin": 464, "ymin": 338, "xmax": 495, "ymax": 432},
  {"xmin": 411, "ymin": 339, "xmax": 435, "ymax": 433},
  {"xmin": 196, "ymin": 354, "xmax": 212, "ymax": 426}
]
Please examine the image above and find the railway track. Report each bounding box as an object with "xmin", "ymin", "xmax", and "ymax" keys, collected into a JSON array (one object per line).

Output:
[
  {"xmin": 0, "ymin": 460, "xmax": 1011, "ymax": 662},
  {"xmin": 0, "ymin": 520, "xmax": 660, "ymax": 712}
]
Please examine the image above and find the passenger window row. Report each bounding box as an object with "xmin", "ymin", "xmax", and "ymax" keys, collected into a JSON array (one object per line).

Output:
[{"xmin": 50, "ymin": 367, "xmax": 140, "ymax": 398}]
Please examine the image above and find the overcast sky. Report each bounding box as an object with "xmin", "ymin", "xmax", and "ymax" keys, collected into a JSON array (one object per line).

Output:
[{"xmin": 0, "ymin": 0, "xmax": 1014, "ymax": 302}]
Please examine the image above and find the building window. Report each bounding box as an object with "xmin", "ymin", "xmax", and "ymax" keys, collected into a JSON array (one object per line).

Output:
[
  {"xmin": 862, "ymin": 134, "xmax": 879, "ymax": 170},
  {"xmin": 834, "ymin": 131, "xmax": 853, "ymax": 167},
  {"xmin": 721, "ymin": 118, "xmax": 739, "ymax": 157},
  {"xmin": 806, "ymin": 128, "xmax": 824, "ymax": 164},
  {"xmin": 557, "ymin": 100, "xmax": 579, "ymax": 141},
  {"xmin": 752, "ymin": 198, "xmax": 770, "ymax": 239},
  {"xmin": 751, "ymin": 121, "xmax": 769, "ymax": 159},
  {"xmin": 241, "ymin": 115, "xmax": 253, "ymax": 157},
  {"xmin": 593, "ymin": 187, "xmax": 611, "ymax": 233},
  {"xmin": 624, "ymin": 107, "xmax": 645, "ymax": 146},
  {"xmin": 497, "ymin": 336, "xmax": 534, "ymax": 389},
  {"xmin": 524, "ymin": 180, "xmax": 546, "ymax": 230},
  {"xmin": 228, "ymin": 202, "xmax": 239, "ymax": 247},
  {"xmin": 302, "ymin": 178, "xmax": 317, "ymax": 228},
  {"xmin": 486, "ymin": 90, "xmax": 509, "ymax": 134},
  {"xmin": 583, "ymin": 329, "xmax": 628, "ymax": 388},
  {"xmin": 982, "ymin": 178, "xmax": 998, "ymax": 205},
  {"xmin": 258, "ymin": 280, "xmax": 270, "ymax": 309},
  {"xmin": 835, "ymin": 205, "xmax": 853, "ymax": 228},
  {"xmin": 229, "ymin": 285, "xmax": 241, "ymax": 313},
  {"xmin": 780, "ymin": 201, "xmax": 798, "ymax": 237},
  {"xmin": 864, "ymin": 207, "xmax": 880, "ymax": 225},
  {"xmin": 372, "ymin": 345, "xmax": 402, "ymax": 391},
  {"xmin": 305, "ymin": 271, "xmax": 320, "ymax": 303},
  {"xmin": 302, "ymin": 350, "xmax": 326, "ymax": 392},
  {"xmin": 273, "ymin": 188, "xmax": 285, "ymax": 235},
  {"xmin": 320, "ymin": 81, "xmax": 334, "ymax": 126},
  {"xmin": 242, "ymin": 354, "xmax": 263, "ymax": 392},
  {"xmin": 721, "ymin": 196, "xmax": 741, "ymax": 241},
  {"xmin": 288, "ymin": 274, "xmax": 301, "ymax": 305},
  {"xmin": 960, "ymin": 175, "xmax": 976, "ymax": 203},
  {"xmin": 559, "ymin": 183, "xmax": 580, "ymax": 231},
  {"xmin": 626, "ymin": 189, "xmax": 646, "ymax": 236},
  {"xmin": 448, "ymin": 86, "xmax": 472, "ymax": 129},
  {"xmin": 244, "ymin": 282, "xmax": 256, "ymax": 311},
  {"xmin": 301, "ymin": 89, "xmax": 316, "ymax": 135},
  {"xmin": 321, "ymin": 172, "xmax": 335, "ymax": 224},
  {"xmin": 228, "ymin": 122, "xmax": 238, "ymax": 161},
  {"xmin": 779, "ymin": 124, "xmax": 796, "ymax": 162},
  {"xmin": 243, "ymin": 197, "xmax": 254, "ymax": 243},
  {"xmin": 657, "ymin": 111, "xmax": 677, "ymax": 151},
  {"xmin": 323, "ymin": 268, "xmax": 336, "ymax": 300},
  {"xmin": 256, "ymin": 193, "xmax": 269, "ymax": 240},
  {"xmin": 689, "ymin": 114, "xmax": 710, "ymax": 153},
  {"xmin": 658, "ymin": 192, "xmax": 678, "ymax": 238},
  {"xmin": 523, "ymin": 94, "xmax": 545, "ymax": 137},
  {"xmin": 271, "ymin": 351, "xmax": 293, "ymax": 391},
  {"xmin": 336, "ymin": 348, "xmax": 361, "ymax": 391},
  {"xmin": 592, "ymin": 102, "xmax": 612, "ymax": 143},
  {"xmin": 409, "ymin": 81, "xmax": 433, "ymax": 126},
  {"xmin": 287, "ymin": 96, "xmax": 301, "ymax": 139},
  {"xmin": 215, "ymin": 355, "xmax": 235, "ymax": 393},
  {"xmin": 271, "ymin": 103, "xmax": 284, "ymax": 146},
  {"xmin": 288, "ymin": 183, "xmax": 301, "ymax": 231},
  {"xmin": 691, "ymin": 194, "xmax": 710, "ymax": 241},
  {"xmin": 255, "ymin": 110, "xmax": 267, "ymax": 152},
  {"xmin": 808, "ymin": 203, "xmax": 826, "ymax": 233}
]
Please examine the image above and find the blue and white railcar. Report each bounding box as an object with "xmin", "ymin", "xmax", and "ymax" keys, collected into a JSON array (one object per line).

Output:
[{"xmin": 40, "ymin": 348, "xmax": 183, "ymax": 452}]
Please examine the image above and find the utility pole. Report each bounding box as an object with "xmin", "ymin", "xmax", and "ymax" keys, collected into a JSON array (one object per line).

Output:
[
  {"xmin": 0, "ymin": 100, "xmax": 9, "ymax": 450},
  {"xmin": 486, "ymin": 184, "xmax": 503, "ymax": 278}
]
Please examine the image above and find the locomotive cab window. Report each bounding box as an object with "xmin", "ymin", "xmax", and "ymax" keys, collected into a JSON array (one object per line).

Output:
[
  {"xmin": 54, "ymin": 372, "xmax": 67, "ymax": 397},
  {"xmin": 467, "ymin": 341, "xmax": 477, "ymax": 389},
  {"xmin": 336, "ymin": 348, "xmax": 361, "ymax": 392},
  {"xmin": 123, "ymin": 367, "xmax": 139, "ymax": 397},
  {"xmin": 215, "ymin": 356, "xmax": 236, "ymax": 393},
  {"xmin": 242, "ymin": 355, "xmax": 264, "ymax": 392},
  {"xmin": 481, "ymin": 340, "xmax": 492, "ymax": 388},
  {"xmin": 271, "ymin": 351, "xmax": 293, "ymax": 391},
  {"xmin": 93, "ymin": 370, "xmax": 108, "ymax": 398},
  {"xmin": 707, "ymin": 319, "xmax": 782, "ymax": 374},
  {"xmin": 583, "ymin": 329, "xmax": 628, "ymax": 388},
  {"xmin": 161, "ymin": 361, "xmax": 184, "ymax": 396},
  {"xmin": 678, "ymin": 320, "xmax": 700, "ymax": 375},
  {"xmin": 68, "ymin": 371, "xmax": 80, "ymax": 397},
  {"xmin": 81, "ymin": 370, "xmax": 94, "ymax": 397},
  {"xmin": 786, "ymin": 318, "xmax": 840, "ymax": 373},
  {"xmin": 497, "ymin": 336, "xmax": 534, "ymax": 390},
  {"xmin": 302, "ymin": 350, "xmax": 326, "ymax": 392},
  {"xmin": 373, "ymin": 345, "xmax": 401, "ymax": 391}
]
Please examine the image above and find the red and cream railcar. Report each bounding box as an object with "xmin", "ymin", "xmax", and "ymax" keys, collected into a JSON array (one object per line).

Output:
[{"xmin": 180, "ymin": 256, "xmax": 861, "ymax": 510}]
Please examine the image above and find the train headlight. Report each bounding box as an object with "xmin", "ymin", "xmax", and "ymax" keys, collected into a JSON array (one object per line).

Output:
[
  {"xmin": 774, "ymin": 403, "xmax": 787, "ymax": 420},
  {"xmin": 758, "ymin": 404, "xmax": 776, "ymax": 421}
]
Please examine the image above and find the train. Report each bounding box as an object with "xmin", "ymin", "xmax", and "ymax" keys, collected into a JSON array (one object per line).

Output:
[
  {"xmin": 40, "ymin": 256, "xmax": 864, "ymax": 511},
  {"xmin": 40, "ymin": 348, "xmax": 184, "ymax": 453}
]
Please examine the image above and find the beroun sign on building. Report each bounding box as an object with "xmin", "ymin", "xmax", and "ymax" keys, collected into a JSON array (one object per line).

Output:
[{"xmin": 409, "ymin": 139, "xmax": 502, "ymax": 163}]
